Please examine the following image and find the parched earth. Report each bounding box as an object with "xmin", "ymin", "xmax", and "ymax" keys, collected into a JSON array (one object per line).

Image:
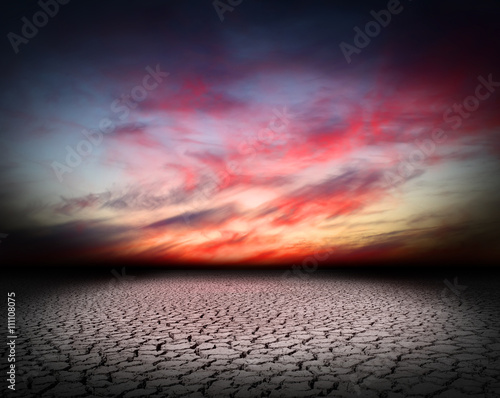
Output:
[{"xmin": 1, "ymin": 269, "xmax": 500, "ymax": 398}]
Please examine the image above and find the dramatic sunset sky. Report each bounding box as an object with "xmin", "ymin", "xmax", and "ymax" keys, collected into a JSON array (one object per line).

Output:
[{"xmin": 1, "ymin": 0, "xmax": 499, "ymax": 266}]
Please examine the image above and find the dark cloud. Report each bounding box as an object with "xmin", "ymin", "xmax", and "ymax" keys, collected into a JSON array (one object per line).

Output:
[
  {"xmin": 144, "ymin": 204, "xmax": 239, "ymax": 230},
  {"xmin": 1, "ymin": 0, "xmax": 500, "ymax": 265},
  {"xmin": 0, "ymin": 220, "xmax": 136, "ymax": 265}
]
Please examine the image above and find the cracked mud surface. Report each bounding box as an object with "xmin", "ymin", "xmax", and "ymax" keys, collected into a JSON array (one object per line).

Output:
[{"xmin": 2, "ymin": 270, "xmax": 500, "ymax": 397}]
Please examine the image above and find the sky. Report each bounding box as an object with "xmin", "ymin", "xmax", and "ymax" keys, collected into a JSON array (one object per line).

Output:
[{"xmin": 1, "ymin": 0, "xmax": 500, "ymax": 266}]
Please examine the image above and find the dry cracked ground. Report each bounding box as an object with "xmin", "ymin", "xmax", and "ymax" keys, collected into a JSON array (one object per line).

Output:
[{"xmin": 1, "ymin": 269, "xmax": 500, "ymax": 398}]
